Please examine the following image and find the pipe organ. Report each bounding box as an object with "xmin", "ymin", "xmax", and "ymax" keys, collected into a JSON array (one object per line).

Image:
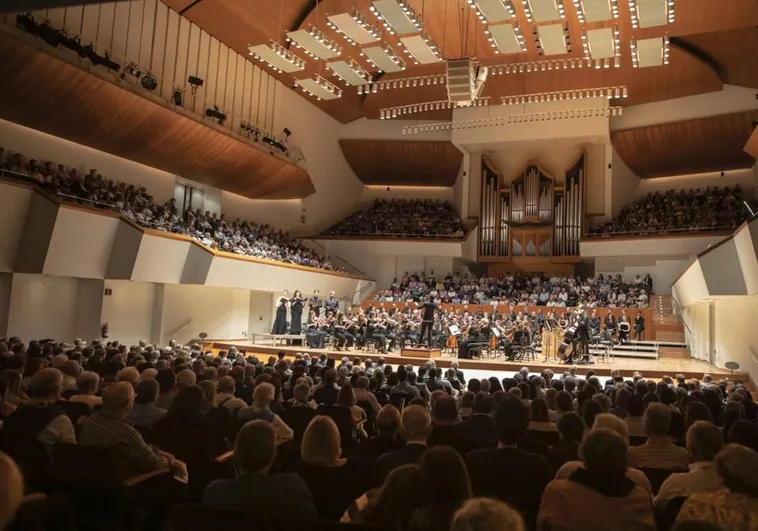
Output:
[{"xmin": 478, "ymin": 155, "xmax": 586, "ymax": 266}]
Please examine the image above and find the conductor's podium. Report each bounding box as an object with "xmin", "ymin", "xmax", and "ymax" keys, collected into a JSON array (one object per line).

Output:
[{"xmin": 400, "ymin": 347, "xmax": 441, "ymax": 359}]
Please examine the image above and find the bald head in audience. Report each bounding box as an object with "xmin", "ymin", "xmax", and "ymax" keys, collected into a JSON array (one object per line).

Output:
[{"xmin": 0, "ymin": 453, "xmax": 23, "ymax": 530}]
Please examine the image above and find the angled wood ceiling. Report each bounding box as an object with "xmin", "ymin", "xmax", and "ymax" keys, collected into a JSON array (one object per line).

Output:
[
  {"xmin": 612, "ymin": 110, "xmax": 758, "ymax": 179},
  {"xmin": 0, "ymin": 33, "xmax": 315, "ymax": 199},
  {"xmin": 339, "ymin": 139, "xmax": 463, "ymax": 186},
  {"xmin": 162, "ymin": 0, "xmax": 758, "ymax": 123}
]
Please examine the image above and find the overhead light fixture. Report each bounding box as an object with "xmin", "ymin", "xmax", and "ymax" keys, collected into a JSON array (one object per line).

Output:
[
  {"xmin": 362, "ymin": 43, "xmax": 406, "ymax": 73},
  {"xmin": 630, "ymin": 36, "xmax": 670, "ymax": 68},
  {"xmin": 468, "ymin": 0, "xmax": 517, "ymax": 23},
  {"xmin": 369, "ymin": 0, "xmax": 423, "ymax": 36},
  {"xmin": 629, "ymin": 0, "xmax": 673, "ymax": 29},
  {"xmin": 248, "ymin": 41, "xmax": 306, "ymax": 73},
  {"xmin": 498, "ymin": 86, "xmax": 629, "ymax": 105},
  {"xmin": 486, "ymin": 22, "xmax": 528, "ymax": 54},
  {"xmin": 326, "ymin": 9, "xmax": 381, "ymax": 45},
  {"xmin": 205, "ymin": 106, "xmax": 227, "ymax": 125},
  {"xmin": 489, "ymin": 57, "xmax": 594, "ymax": 74},
  {"xmin": 326, "ymin": 58, "xmax": 371, "ymax": 85},
  {"xmin": 400, "ymin": 32, "xmax": 443, "ymax": 64},
  {"xmin": 286, "ymin": 26, "xmax": 342, "ymax": 60},
  {"xmin": 293, "ymin": 75, "xmax": 343, "ymax": 100}
]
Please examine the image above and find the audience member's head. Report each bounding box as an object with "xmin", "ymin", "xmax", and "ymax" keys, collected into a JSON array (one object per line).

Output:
[
  {"xmin": 76, "ymin": 371, "xmax": 100, "ymax": 396},
  {"xmin": 0, "ymin": 452, "xmax": 24, "ymax": 531},
  {"xmin": 234, "ymin": 420, "xmax": 277, "ymax": 474},
  {"xmin": 400, "ymin": 405, "xmax": 431, "ymax": 444},
  {"xmin": 580, "ymin": 428, "xmax": 629, "ymax": 477},
  {"xmin": 29, "ymin": 368, "xmax": 63, "ymax": 401},
  {"xmin": 301, "ymin": 415, "xmax": 341, "ymax": 466},
  {"xmin": 101, "ymin": 381, "xmax": 134, "ymax": 416},
  {"xmin": 359, "ymin": 465, "xmax": 422, "ymax": 530},
  {"xmin": 134, "ymin": 379, "xmax": 160, "ymax": 406},
  {"xmin": 644, "ymin": 402, "xmax": 672, "ymax": 438},
  {"xmin": 254, "ymin": 382, "xmax": 275, "ymax": 409},
  {"xmin": 557, "ymin": 412, "xmax": 586, "ymax": 446},
  {"xmin": 450, "ymin": 498, "xmax": 525, "ymax": 531},
  {"xmin": 411, "ymin": 446, "xmax": 472, "ymax": 531},
  {"xmin": 593, "ymin": 413, "xmax": 630, "ymax": 443},
  {"xmin": 493, "ymin": 396, "xmax": 529, "ymax": 445},
  {"xmin": 686, "ymin": 420, "xmax": 723, "ymax": 463},
  {"xmin": 376, "ymin": 404, "xmax": 401, "ymax": 436},
  {"xmin": 715, "ymin": 443, "xmax": 758, "ymax": 496}
]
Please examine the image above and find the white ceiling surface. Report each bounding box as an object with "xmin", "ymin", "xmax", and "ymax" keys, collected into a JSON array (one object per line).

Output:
[
  {"xmin": 473, "ymin": 0, "xmax": 514, "ymax": 23},
  {"xmin": 285, "ymin": 29, "xmax": 341, "ymax": 60},
  {"xmin": 327, "ymin": 60, "xmax": 369, "ymax": 85},
  {"xmin": 538, "ymin": 24, "xmax": 568, "ymax": 56},
  {"xmin": 586, "ymin": 27, "xmax": 615, "ymax": 59},
  {"xmin": 371, "ymin": 0, "xmax": 420, "ymax": 35},
  {"xmin": 327, "ymin": 13, "xmax": 380, "ymax": 45},
  {"xmin": 528, "ymin": 0, "xmax": 562, "ymax": 22},
  {"xmin": 636, "ymin": 0, "xmax": 669, "ymax": 28},
  {"xmin": 636, "ymin": 37, "xmax": 664, "ymax": 68},
  {"xmin": 247, "ymin": 44, "xmax": 304, "ymax": 73},
  {"xmin": 362, "ymin": 45, "xmax": 405, "ymax": 72},
  {"xmin": 581, "ymin": 0, "xmax": 613, "ymax": 22},
  {"xmin": 400, "ymin": 35, "xmax": 442, "ymax": 64},
  {"xmin": 488, "ymin": 23, "xmax": 523, "ymax": 54},
  {"xmin": 296, "ymin": 78, "xmax": 342, "ymax": 100}
]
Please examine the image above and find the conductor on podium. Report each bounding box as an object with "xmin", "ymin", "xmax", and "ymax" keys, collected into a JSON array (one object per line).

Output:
[{"xmin": 419, "ymin": 297, "xmax": 437, "ymax": 347}]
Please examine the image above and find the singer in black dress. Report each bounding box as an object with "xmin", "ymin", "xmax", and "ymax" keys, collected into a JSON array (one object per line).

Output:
[
  {"xmin": 290, "ymin": 290, "xmax": 304, "ymax": 335},
  {"xmin": 271, "ymin": 289, "xmax": 289, "ymax": 334}
]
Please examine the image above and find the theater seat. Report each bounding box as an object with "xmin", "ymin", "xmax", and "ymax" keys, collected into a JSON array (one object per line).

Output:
[
  {"xmin": 639, "ymin": 468, "xmax": 687, "ymax": 496},
  {"xmin": 280, "ymin": 407, "xmax": 317, "ymax": 442}
]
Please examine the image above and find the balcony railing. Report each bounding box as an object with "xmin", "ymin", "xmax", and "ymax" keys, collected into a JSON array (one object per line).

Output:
[{"xmin": 584, "ymin": 225, "xmax": 739, "ymax": 239}]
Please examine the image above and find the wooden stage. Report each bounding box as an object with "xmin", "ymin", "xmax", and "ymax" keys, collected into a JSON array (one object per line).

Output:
[{"xmin": 209, "ymin": 340, "xmax": 750, "ymax": 383}]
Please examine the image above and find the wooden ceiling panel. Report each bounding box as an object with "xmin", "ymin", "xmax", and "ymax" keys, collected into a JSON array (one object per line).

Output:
[
  {"xmin": 746, "ymin": 127, "xmax": 758, "ymax": 160},
  {"xmin": 612, "ymin": 110, "xmax": 758, "ymax": 179},
  {"xmin": 339, "ymin": 139, "xmax": 462, "ymax": 186},
  {"xmin": 0, "ymin": 34, "xmax": 314, "ymax": 199},
  {"xmin": 679, "ymin": 28, "xmax": 758, "ymax": 89}
]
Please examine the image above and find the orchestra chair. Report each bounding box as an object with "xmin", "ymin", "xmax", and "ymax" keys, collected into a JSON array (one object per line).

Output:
[
  {"xmin": 362, "ymin": 338, "xmax": 378, "ymax": 353},
  {"xmin": 639, "ymin": 468, "xmax": 687, "ymax": 496}
]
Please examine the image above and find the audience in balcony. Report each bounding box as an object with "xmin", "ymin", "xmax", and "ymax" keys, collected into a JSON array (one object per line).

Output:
[
  {"xmin": 589, "ymin": 187, "xmax": 745, "ymax": 237},
  {"xmin": 325, "ymin": 199, "xmax": 465, "ymax": 239},
  {"xmin": 372, "ymin": 270, "xmax": 652, "ymax": 308},
  {"xmin": 0, "ymin": 146, "xmax": 338, "ymax": 271},
  {"xmin": 0, "ymin": 333, "xmax": 756, "ymax": 531}
]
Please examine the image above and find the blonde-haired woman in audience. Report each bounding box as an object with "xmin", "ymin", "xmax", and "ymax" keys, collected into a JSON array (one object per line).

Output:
[
  {"xmin": 553, "ymin": 413, "xmax": 653, "ymax": 495},
  {"xmin": 451, "ymin": 498, "xmax": 525, "ymax": 531},
  {"xmin": 68, "ymin": 371, "xmax": 102, "ymax": 407},
  {"xmin": 299, "ymin": 416, "xmax": 364, "ymax": 521},
  {"xmin": 336, "ymin": 385, "xmax": 368, "ymax": 439},
  {"xmin": 676, "ymin": 444, "xmax": 758, "ymax": 531}
]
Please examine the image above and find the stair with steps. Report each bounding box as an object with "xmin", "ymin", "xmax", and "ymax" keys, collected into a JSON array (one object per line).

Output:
[{"xmin": 653, "ymin": 295, "xmax": 687, "ymax": 346}]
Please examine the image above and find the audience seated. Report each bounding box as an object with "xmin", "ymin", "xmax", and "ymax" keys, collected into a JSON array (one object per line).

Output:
[
  {"xmin": 629, "ymin": 403, "xmax": 690, "ymax": 470},
  {"xmin": 373, "ymin": 405, "xmax": 430, "ymax": 487},
  {"xmin": 129, "ymin": 379, "xmax": 167, "ymax": 429},
  {"xmin": 202, "ymin": 420, "xmax": 316, "ymax": 519},
  {"xmin": 451, "ymin": 497, "xmax": 526, "ymax": 531},
  {"xmin": 588, "ymin": 187, "xmax": 745, "ymax": 236},
  {"xmin": 548, "ymin": 412, "xmax": 585, "ymax": 473},
  {"xmin": 325, "ymin": 199, "xmax": 465, "ymax": 239},
  {"xmin": 427, "ymin": 395, "xmax": 478, "ymax": 456},
  {"xmin": 0, "ymin": 147, "xmax": 338, "ymax": 271},
  {"xmin": 538, "ymin": 428, "xmax": 656, "ymax": 531},
  {"xmin": 373, "ymin": 271, "xmax": 651, "ymax": 308}
]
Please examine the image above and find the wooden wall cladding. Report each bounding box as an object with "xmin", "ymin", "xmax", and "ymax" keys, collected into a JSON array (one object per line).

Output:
[
  {"xmin": 611, "ymin": 110, "xmax": 758, "ymax": 179},
  {"xmin": 0, "ymin": 33, "xmax": 315, "ymax": 199},
  {"xmin": 338, "ymin": 139, "xmax": 462, "ymax": 186},
  {"xmin": 745, "ymin": 127, "xmax": 758, "ymax": 160}
]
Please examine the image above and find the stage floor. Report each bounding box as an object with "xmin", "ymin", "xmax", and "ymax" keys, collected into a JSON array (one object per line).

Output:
[{"xmin": 209, "ymin": 340, "xmax": 746, "ymax": 382}]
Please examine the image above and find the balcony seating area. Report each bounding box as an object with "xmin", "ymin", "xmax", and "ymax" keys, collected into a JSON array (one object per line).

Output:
[
  {"xmin": 0, "ymin": 146, "xmax": 339, "ymax": 271},
  {"xmin": 372, "ymin": 271, "xmax": 652, "ymax": 308},
  {"xmin": 587, "ymin": 187, "xmax": 746, "ymax": 237},
  {"xmin": 1, "ymin": 335, "xmax": 756, "ymax": 531},
  {"xmin": 323, "ymin": 199, "xmax": 465, "ymax": 239}
]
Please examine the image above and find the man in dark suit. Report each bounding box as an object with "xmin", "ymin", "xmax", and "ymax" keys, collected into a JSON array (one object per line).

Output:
[
  {"xmin": 427, "ymin": 395, "xmax": 478, "ymax": 457},
  {"xmin": 203, "ymin": 420, "xmax": 316, "ymax": 519},
  {"xmin": 466, "ymin": 396, "xmax": 552, "ymax": 530},
  {"xmin": 460, "ymin": 393, "xmax": 497, "ymax": 448},
  {"xmin": 418, "ymin": 297, "xmax": 437, "ymax": 347},
  {"xmin": 349, "ymin": 405, "xmax": 403, "ymax": 489},
  {"xmin": 373, "ymin": 405, "xmax": 430, "ymax": 487},
  {"xmin": 450, "ymin": 360, "xmax": 466, "ymax": 386}
]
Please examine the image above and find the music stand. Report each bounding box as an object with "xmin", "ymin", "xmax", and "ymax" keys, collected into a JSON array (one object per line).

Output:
[{"xmin": 725, "ymin": 361, "xmax": 740, "ymax": 376}]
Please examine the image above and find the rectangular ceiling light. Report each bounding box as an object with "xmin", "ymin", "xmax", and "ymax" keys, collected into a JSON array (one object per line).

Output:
[
  {"xmin": 327, "ymin": 59, "xmax": 370, "ymax": 85},
  {"xmin": 247, "ymin": 41, "xmax": 306, "ymax": 73},
  {"xmin": 523, "ymin": 0, "xmax": 565, "ymax": 22},
  {"xmin": 632, "ymin": 36, "xmax": 669, "ymax": 67},
  {"xmin": 327, "ymin": 12, "xmax": 380, "ymax": 45},
  {"xmin": 285, "ymin": 28, "xmax": 342, "ymax": 60},
  {"xmin": 537, "ymin": 24, "xmax": 568, "ymax": 55},
  {"xmin": 630, "ymin": 0, "xmax": 674, "ymax": 29},
  {"xmin": 469, "ymin": 0, "xmax": 516, "ymax": 23},
  {"xmin": 487, "ymin": 23, "xmax": 527, "ymax": 54},
  {"xmin": 369, "ymin": 0, "xmax": 423, "ymax": 36},
  {"xmin": 362, "ymin": 44, "xmax": 407, "ymax": 72},
  {"xmin": 584, "ymin": 27, "xmax": 617, "ymax": 59},
  {"xmin": 400, "ymin": 34, "xmax": 443, "ymax": 65},
  {"xmin": 574, "ymin": 0, "xmax": 618, "ymax": 22},
  {"xmin": 294, "ymin": 76, "xmax": 343, "ymax": 100}
]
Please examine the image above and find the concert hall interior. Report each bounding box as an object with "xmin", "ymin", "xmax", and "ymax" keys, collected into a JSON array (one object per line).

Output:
[{"xmin": 1, "ymin": 0, "xmax": 758, "ymax": 530}]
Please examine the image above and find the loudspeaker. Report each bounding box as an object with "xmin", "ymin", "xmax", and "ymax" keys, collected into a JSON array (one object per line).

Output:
[
  {"xmin": 446, "ymin": 59, "xmax": 475, "ymax": 105},
  {"xmin": 188, "ymin": 75, "xmax": 204, "ymax": 87}
]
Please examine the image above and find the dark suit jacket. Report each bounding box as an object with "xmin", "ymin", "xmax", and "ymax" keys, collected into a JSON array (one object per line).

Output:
[
  {"xmin": 373, "ymin": 442, "xmax": 427, "ymax": 487},
  {"xmin": 460, "ymin": 414, "xmax": 497, "ymax": 448},
  {"xmin": 466, "ymin": 447, "xmax": 552, "ymax": 530},
  {"xmin": 203, "ymin": 472, "xmax": 316, "ymax": 519},
  {"xmin": 427, "ymin": 424, "xmax": 479, "ymax": 457},
  {"xmin": 349, "ymin": 435, "xmax": 404, "ymax": 489}
]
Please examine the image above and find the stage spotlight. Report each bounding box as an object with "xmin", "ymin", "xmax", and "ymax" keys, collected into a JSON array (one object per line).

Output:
[
  {"xmin": 140, "ymin": 72, "xmax": 158, "ymax": 91},
  {"xmin": 188, "ymin": 75, "xmax": 204, "ymax": 94},
  {"xmin": 205, "ymin": 106, "xmax": 227, "ymax": 126},
  {"xmin": 120, "ymin": 62, "xmax": 142, "ymax": 80},
  {"xmin": 172, "ymin": 88, "xmax": 184, "ymax": 107}
]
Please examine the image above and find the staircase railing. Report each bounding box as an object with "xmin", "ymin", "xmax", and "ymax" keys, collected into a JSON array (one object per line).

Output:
[
  {"xmin": 167, "ymin": 320, "xmax": 193, "ymax": 343},
  {"xmin": 341, "ymin": 281, "xmax": 377, "ymax": 309},
  {"xmin": 300, "ymin": 238, "xmax": 366, "ymax": 277}
]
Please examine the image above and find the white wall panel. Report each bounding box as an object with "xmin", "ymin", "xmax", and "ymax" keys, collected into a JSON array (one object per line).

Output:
[
  {"xmin": 150, "ymin": 0, "xmax": 168, "ymax": 76},
  {"xmin": 223, "ymin": 47, "xmax": 237, "ymax": 119},
  {"xmin": 63, "ymin": 4, "xmax": 83, "ymax": 37},
  {"xmin": 581, "ymin": 234, "xmax": 725, "ymax": 259},
  {"xmin": 46, "ymin": 7, "xmax": 67, "ymax": 28},
  {"xmin": 80, "ymin": 3, "xmax": 100, "ymax": 45},
  {"xmin": 249, "ymin": 291, "xmax": 273, "ymax": 335},
  {"xmin": 74, "ymin": 279, "xmax": 105, "ymax": 340},
  {"xmin": 160, "ymin": 8, "xmax": 180, "ymax": 102},
  {"xmin": 131, "ymin": 235, "xmax": 190, "ymax": 284},
  {"xmin": 194, "ymin": 30, "xmax": 210, "ymax": 115},
  {"xmin": 173, "ymin": 14, "xmax": 190, "ymax": 91},
  {"xmin": 102, "ymin": 280, "xmax": 156, "ymax": 346},
  {"xmin": 138, "ymin": 0, "xmax": 157, "ymax": 69},
  {"xmin": 206, "ymin": 36, "xmax": 220, "ymax": 108},
  {"xmin": 96, "ymin": 2, "xmax": 116, "ymax": 54},
  {"xmin": 111, "ymin": 1, "xmax": 131, "ymax": 61},
  {"xmin": 396, "ymin": 257, "xmax": 425, "ymax": 277},
  {"xmin": 185, "ymin": 22, "xmax": 201, "ymax": 111},
  {"xmin": 7, "ymin": 274, "xmax": 79, "ymax": 341},
  {"xmin": 126, "ymin": 0, "xmax": 144, "ymax": 63},
  {"xmin": 0, "ymin": 185, "xmax": 33, "ymax": 273}
]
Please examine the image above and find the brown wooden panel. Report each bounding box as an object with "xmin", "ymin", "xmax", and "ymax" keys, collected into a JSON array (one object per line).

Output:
[
  {"xmin": 680, "ymin": 28, "xmax": 758, "ymax": 89},
  {"xmin": 338, "ymin": 139, "xmax": 462, "ymax": 186},
  {"xmin": 612, "ymin": 110, "xmax": 758, "ymax": 179},
  {"xmin": 0, "ymin": 33, "xmax": 314, "ymax": 199},
  {"xmin": 746, "ymin": 127, "xmax": 758, "ymax": 159}
]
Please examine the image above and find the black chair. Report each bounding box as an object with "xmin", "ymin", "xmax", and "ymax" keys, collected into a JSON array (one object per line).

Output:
[
  {"xmin": 629, "ymin": 435, "xmax": 647, "ymax": 447},
  {"xmin": 57, "ymin": 400, "xmax": 92, "ymax": 425},
  {"xmin": 526, "ymin": 429, "xmax": 559, "ymax": 447},
  {"xmin": 316, "ymin": 404, "xmax": 357, "ymax": 452},
  {"xmin": 389, "ymin": 392, "xmax": 413, "ymax": 412},
  {"xmin": 7, "ymin": 493, "xmax": 78, "ymax": 531},
  {"xmin": 655, "ymin": 496, "xmax": 689, "ymax": 531},
  {"xmin": 640, "ymin": 468, "xmax": 687, "ymax": 496},
  {"xmin": 356, "ymin": 400, "xmax": 377, "ymax": 437},
  {"xmin": 280, "ymin": 406, "xmax": 318, "ymax": 441},
  {"xmin": 0, "ymin": 438, "xmax": 54, "ymax": 494}
]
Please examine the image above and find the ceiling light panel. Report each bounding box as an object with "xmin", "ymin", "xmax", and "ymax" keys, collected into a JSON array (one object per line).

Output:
[
  {"xmin": 285, "ymin": 28, "xmax": 342, "ymax": 60},
  {"xmin": 362, "ymin": 44, "xmax": 406, "ymax": 73},
  {"xmin": 247, "ymin": 41, "xmax": 306, "ymax": 73},
  {"xmin": 632, "ymin": 36, "xmax": 669, "ymax": 67},
  {"xmin": 327, "ymin": 12, "xmax": 380, "ymax": 45},
  {"xmin": 469, "ymin": 0, "xmax": 516, "ymax": 23},
  {"xmin": 327, "ymin": 59, "xmax": 371, "ymax": 85},
  {"xmin": 400, "ymin": 34, "xmax": 443, "ymax": 65},
  {"xmin": 575, "ymin": 0, "xmax": 618, "ymax": 22},
  {"xmin": 294, "ymin": 76, "xmax": 343, "ymax": 100},
  {"xmin": 584, "ymin": 27, "xmax": 618, "ymax": 59},
  {"xmin": 369, "ymin": 0, "xmax": 423, "ymax": 36},
  {"xmin": 524, "ymin": 0, "xmax": 566, "ymax": 22},
  {"xmin": 487, "ymin": 23, "xmax": 527, "ymax": 54},
  {"xmin": 537, "ymin": 24, "xmax": 568, "ymax": 55},
  {"xmin": 630, "ymin": 0, "xmax": 673, "ymax": 29}
]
